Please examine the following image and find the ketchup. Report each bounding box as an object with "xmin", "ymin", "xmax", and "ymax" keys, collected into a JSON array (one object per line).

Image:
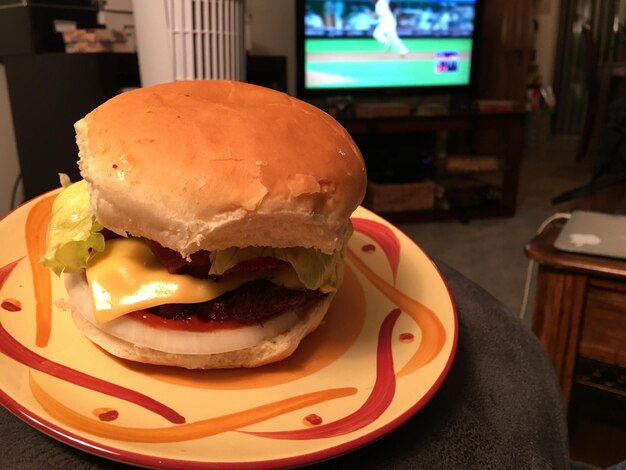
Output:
[{"xmin": 128, "ymin": 310, "xmax": 245, "ymax": 332}]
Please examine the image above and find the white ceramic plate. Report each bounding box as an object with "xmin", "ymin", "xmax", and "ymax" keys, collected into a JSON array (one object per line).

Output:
[{"xmin": 0, "ymin": 192, "xmax": 456, "ymax": 468}]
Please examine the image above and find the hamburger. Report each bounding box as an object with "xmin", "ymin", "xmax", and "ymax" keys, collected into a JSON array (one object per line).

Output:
[{"xmin": 42, "ymin": 80, "xmax": 366, "ymax": 369}]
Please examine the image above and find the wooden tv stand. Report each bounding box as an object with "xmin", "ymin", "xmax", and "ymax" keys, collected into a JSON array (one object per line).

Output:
[{"xmin": 337, "ymin": 111, "xmax": 526, "ymax": 223}]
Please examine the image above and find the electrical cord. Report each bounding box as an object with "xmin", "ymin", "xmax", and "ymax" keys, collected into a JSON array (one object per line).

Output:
[
  {"xmin": 519, "ymin": 212, "xmax": 572, "ymax": 321},
  {"xmin": 10, "ymin": 172, "xmax": 22, "ymax": 210}
]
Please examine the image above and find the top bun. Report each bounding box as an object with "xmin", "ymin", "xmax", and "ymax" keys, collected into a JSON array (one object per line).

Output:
[{"xmin": 75, "ymin": 80, "xmax": 366, "ymax": 256}]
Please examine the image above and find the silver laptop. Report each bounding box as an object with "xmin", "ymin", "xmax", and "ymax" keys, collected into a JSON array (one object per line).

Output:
[{"xmin": 554, "ymin": 211, "xmax": 626, "ymax": 260}]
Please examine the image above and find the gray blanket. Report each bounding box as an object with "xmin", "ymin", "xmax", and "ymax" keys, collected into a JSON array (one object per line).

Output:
[{"xmin": 0, "ymin": 262, "xmax": 570, "ymax": 469}]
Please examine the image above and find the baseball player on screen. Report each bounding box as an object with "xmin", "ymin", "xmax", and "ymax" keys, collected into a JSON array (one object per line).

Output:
[{"xmin": 372, "ymin": 0, "xmax": 409, "ymax": 56}]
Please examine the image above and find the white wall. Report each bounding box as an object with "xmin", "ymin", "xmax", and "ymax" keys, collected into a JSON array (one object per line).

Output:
[
  {"xmin": 246, "ymin": 0, "xmax": 296, "ymax": 95},
  {"xmin": 0, "ymin": 64, "xmax": 23, "ymax": 216},
  {"xmin": 535, "ymin": 0, "xmax": 562, "ymax": 88}
]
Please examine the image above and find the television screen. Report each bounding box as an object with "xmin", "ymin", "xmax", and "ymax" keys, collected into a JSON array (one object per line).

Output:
[{"xmin": 298, "ymin": 0, "xmax": 479, "ymax": 95}]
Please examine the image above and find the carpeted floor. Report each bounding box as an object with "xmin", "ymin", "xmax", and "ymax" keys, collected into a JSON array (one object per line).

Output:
[{"xmin": 398, "ymin": 135, "xmax": 594, "ymax": 323}]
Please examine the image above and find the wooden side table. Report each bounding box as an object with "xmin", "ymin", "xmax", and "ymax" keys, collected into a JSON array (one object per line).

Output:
[{"xmin": 525, "ymin": 219, "xmax": 626, "ymax": 408}]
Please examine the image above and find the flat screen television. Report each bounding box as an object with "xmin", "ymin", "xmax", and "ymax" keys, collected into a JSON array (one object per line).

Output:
[{"xmin": 296, "ymin": 0, "xmax": 481, "ymax": 98}]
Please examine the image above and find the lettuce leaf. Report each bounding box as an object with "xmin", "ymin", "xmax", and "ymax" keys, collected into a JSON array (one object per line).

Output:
[
  {"xmin": 209, "ymin": 222, "xmax": 353, "ymax": 291},
  {"xmin": 41, "ymin": 179, "xmax": 105, "ymax": 275},
  {"xmin": 40, "ymin": 176, "xmax": 354, "ymax": 291}
]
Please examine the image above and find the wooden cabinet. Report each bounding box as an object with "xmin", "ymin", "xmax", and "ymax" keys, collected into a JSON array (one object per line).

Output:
[
  {"xmin": 476, "ymin": 0, "xmax": 536, "ymax": 103},
  {"xmin": 580, "ymin": 280, "xmax": 626, "ymax": 365},
  {"xmin": 525, "ymin": 219, "xmax": 626, "ymax": 407}
]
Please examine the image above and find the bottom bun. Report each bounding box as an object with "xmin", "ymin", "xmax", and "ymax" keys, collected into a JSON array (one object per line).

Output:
[{"xmin": 70, "ymin": 293, "xmax": 334, "ymax": 369}]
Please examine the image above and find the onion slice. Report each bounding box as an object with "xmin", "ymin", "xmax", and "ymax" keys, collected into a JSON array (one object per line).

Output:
[{"xmin": 64, "ymin": 273, "xmax": 301, "ymax": 355}]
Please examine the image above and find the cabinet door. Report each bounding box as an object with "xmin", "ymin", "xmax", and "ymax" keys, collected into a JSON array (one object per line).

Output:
[{"xmin": 477, "ymin": 0, "xmax": 536, "ymax": 102}]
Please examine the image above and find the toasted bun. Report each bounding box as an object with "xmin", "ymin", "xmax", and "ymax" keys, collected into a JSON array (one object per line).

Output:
[
  {"xmin": 70, "ymin": 298, "xmax": 332, "ymax": 369},
  {"xmin": 75, "ymin": 80, "xmax": 366, "ymax": 256},
  {"xmin": 66, "ymin": 276, "xmax": 334, "ymax": 369}
]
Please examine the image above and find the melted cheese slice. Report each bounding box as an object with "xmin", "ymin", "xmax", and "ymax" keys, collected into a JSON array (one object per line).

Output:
[{"xmin": 85, "ymin": 238, "xmax": 303, "ymax": 324}]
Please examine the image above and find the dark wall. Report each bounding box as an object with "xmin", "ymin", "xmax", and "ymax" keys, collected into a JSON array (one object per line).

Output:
[{"xmin": 3, "ymin": 53, "xmax": 140, "ymax": 198}]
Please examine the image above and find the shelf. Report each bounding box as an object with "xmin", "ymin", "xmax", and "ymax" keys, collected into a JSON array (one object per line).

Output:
[
  {"xmin": 342, "ymin": 111, "xmax": 525, "ymax": 223},
  {"xmin": 340, "ymin": 114, "xmax": 474, "ymax": 135},
  {"xmin": 371, "ymin": 205, "xmax": 515, "ymax": 224},
  {"xmin": 339, "ymin": 111, "xmax": 526, "ymax": 136}
]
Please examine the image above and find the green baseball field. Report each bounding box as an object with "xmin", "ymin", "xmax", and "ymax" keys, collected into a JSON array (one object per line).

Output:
[{"xmin": 305, "ymin": 38, "xmax": 472, "ymax": 89}]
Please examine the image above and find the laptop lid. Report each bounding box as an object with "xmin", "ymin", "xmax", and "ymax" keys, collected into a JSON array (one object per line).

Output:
[{"xmin": 553, "ymin": 211, "xmax": 626, "ymax": 260}]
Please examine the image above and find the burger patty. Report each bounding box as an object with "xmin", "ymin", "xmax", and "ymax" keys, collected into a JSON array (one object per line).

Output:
[
  {"xmin": 148, "ymin": 280, "xmax": 327, "ymax": 324},
  {"xmin": 115, "ymin": 237, "xmax": 319, "ymax": 324}
]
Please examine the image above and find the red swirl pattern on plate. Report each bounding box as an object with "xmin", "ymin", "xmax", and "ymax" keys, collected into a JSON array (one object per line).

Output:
[
  {"xmin": 0, "ymin": 322, "xmax": 185, "ymax": 424},
  {"xmin": 1, "ymin": 299, "xmax": 22, "ymax": 312},
  {"xmin": 346, "ymin": 248, "xmax": 446, "ymax": 378},
  {"xmin": 352, "ymin": 217, "xmax": 401, "ymax": 284},
  {"xmin": 0, "ymin": 260, "xmax": 24, "ymax": 312},
  {"xmin": 242, "ymin": 308, "xmax": 400, "ymax": 440},
  {"xmin": 0, "ymin": 258, "xmax": 23, "ymax": 291}
]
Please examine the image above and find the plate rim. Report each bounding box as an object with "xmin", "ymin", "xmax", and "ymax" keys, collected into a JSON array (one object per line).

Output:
[{"xmin": 0, "ymin": 191, "xmax": 458, "ymax": 469}]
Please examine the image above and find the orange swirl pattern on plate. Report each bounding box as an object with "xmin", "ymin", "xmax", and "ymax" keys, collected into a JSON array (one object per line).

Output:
[
  {"xmin": 24, "ymin": 194, "xmax": 55, "ymax": 347},
  {"xmin": 30, "ymin": 370, "xmax": 357, "ymax": 443},
  {"xmin": 347, "ymin": 248, "xmax": 446, "ymax": 377}
]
